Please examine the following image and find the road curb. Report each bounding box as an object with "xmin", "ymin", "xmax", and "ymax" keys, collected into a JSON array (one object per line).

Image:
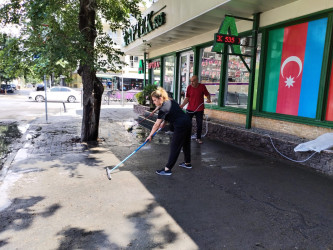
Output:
[{"xmin": 0, "ymin": 123, "xmax": 32, "ymax": 182}]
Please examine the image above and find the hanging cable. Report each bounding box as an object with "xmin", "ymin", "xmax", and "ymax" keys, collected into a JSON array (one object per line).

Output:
[{"xmin": 266, "ymin": 134, "xmax": 317, "ymax": 163}]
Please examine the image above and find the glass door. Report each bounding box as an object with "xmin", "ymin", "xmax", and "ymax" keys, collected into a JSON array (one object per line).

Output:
[{"xmin": 178, "ymin": 51, "xmax": 194, "ymax": 103}]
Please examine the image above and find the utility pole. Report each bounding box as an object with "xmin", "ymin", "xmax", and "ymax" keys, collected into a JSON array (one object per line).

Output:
[{"xmin": 44, "ymin": 75, "xmax": 48, "ymax": 123}]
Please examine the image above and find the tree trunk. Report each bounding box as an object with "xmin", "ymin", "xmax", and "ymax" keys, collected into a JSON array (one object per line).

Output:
[{"xmin": 78, "ymin": 0, "xmax": 104, "ymax": 142}]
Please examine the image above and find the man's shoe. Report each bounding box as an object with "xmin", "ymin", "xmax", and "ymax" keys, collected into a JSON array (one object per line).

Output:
[
  {"xmin": 178, "ymin": 162, "xmax": 192, "ymax": 169},
  {"xmin": 156, "ymin": 168, "xmax": 172, "ymax": 176}
]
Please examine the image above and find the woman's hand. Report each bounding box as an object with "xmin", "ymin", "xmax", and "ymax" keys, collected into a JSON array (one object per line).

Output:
[
  {"xmin": 145, "ymin": 135, "xmax": 152, "ymax": 142},
  {"xmin": 159, "ymin": 121, "xmax": 166, "ymax": 129},
  {"xmin": 146, "ymin": 118, "xmax": 163, "ymax": 142}
]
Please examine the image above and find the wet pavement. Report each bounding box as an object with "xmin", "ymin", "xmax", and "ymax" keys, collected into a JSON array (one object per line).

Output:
[
  {"xmin": 0, "ymin": 123, "xmax": 22, "ymax": 168},
  {"xmin": 0, "ymin": 104, "xmax": 333, "ymax": 249}
]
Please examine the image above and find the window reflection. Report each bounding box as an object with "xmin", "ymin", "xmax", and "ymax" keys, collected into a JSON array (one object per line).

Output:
[
  {"xmin": 179, "ymin": 53, "xmax": 193, "ymax": 103},
  {"xmin": 163, "ymin": 56, "xmax": 175, "ymax": 98},
  {"xmin": 199, "ymin": 46, "xmax": 221, "ymax": 104},
  {"xmin": 225, "ymin": 34, "xmax": 261, "ymax": 109},
  {"xmin": 149, "ymin": 59, "xmax": 161, "ymax": 85}
]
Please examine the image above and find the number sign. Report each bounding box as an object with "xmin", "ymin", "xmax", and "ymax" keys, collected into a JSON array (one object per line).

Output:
[{"xmin": 214, "ymin": 34, "xmax": 240, "ymax": 45}]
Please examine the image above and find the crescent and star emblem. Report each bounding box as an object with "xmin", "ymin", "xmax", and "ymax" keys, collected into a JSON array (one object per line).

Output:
[{"xmin": 280, "ymin": 56, "xmax": 303, "ymax": 88}]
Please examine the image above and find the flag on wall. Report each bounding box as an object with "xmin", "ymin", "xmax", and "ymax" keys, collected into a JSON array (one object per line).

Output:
[
  {"xmin": 325, "ymin": 63, "xmax": 333, "ymax": 121},
  {"xmin": 262, "ymin": 18, "xmax": 327, "ymax": 118}
]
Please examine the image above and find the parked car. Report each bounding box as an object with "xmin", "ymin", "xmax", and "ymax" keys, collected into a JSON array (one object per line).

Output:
[
  {"xmin": 29, "ymin": 86, "xmax": 80, "ymax": 103},
  {"xmin": 11, "ymin": 84, "xmax": 17, "ymax": 90},
  {"xmin": 0, "ymin": 84, "xmax": 14, "ymax": 93},
  {"xmin": 36, "ymin": 84, "xmax": 44, "ymax": 91}
]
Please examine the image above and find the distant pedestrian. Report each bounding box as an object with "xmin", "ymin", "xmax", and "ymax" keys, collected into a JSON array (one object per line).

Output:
[
  {"xmin": 146, "ymin": 87, "xmax": 192, "ymax": 176},
  {"xmin": 180, "ymin": 75, "xmax": 211, "ymax": 144}
]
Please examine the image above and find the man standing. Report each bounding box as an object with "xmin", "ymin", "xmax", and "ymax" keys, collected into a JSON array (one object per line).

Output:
[{"xmin": 180, "ymin": 75, "xmax": 211, "ymax": 144}]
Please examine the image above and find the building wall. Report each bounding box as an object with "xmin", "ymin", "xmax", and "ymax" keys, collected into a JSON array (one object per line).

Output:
[
  {"xmin": 126, "ymin": 0, "xmax": 232, "ymax": 54},
  {"xmin": 205, "ymin": 109, "xmax": 246, "ymax": 125},
  {"xmin": 147, "ymin": 0, "xmax": 333, "ymax": 58},
  {"xmin": 205, "ymin": 109, "xmax": 333, "ymax": 140},
  {"xmin": 260, "ymin": 0, "xmax": 333, "ymax": 27},
  {"xmin": 252, "ymin": 117, "xmax": 333, "ymax": 140}
]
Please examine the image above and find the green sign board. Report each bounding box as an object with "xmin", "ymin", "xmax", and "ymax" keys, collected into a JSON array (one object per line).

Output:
[
  {"xmin": 123, "ymin": 11, "xmax": 166, "ymax": 46},
  {"xmin": 212, "ymin": 16, "xmax": 241, "ymax": 54},
  {"xmin": 138, "ymin": 59, "xmax": 144, "ymax": 74}
]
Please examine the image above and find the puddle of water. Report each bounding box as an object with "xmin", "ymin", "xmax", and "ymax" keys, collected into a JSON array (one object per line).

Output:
[
  {"xmin": 100, "ymin": 120, "xmax": 171, "ymax": 147},
  {"xmin": 0, "ymin": 123, "xmax": 22, "ymax": 167},
  {"xmin": 18, "ymin": 124, "xmax": 30, "ymax": 134}
]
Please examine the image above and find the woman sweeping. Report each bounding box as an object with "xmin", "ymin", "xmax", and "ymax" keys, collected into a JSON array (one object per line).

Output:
[{"xmin": 146, "ymin": 87, "xmax": 192, "ymax": 176}]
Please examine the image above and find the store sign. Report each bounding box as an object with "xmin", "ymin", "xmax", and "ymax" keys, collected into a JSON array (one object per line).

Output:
[
  {"xmin": 138, "ymin": 59, "xmax": 144, "ymax": 74},
  {"xmin": 214, "ymin": 34, "xmax": 240, "ymax": 45},
  {"xmin": 123, "ymin": 11, "xmax": 166, "ymax": 46},
  {"xmin": 212, "ymin": 16, "xmax": 241, "ymax": 54},
  {"xmin": 148, "ymin": 61, "xmax": 160, "ymax": 69}
]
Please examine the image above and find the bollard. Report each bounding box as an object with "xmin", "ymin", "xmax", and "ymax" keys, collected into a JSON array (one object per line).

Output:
[{"xmin": 62, "ymin": 102, "xmax": 67, "ymax": 113}]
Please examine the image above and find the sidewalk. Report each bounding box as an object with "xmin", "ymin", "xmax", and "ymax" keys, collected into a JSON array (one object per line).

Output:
[{"xmin": 1, "ymin": 104, "xmax": 333, "ymax": 249}]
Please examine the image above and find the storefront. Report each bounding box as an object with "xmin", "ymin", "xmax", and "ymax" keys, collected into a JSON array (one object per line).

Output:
[{"xmin": 123, "ymin": 0, "xmax": 333, "ymax": 139}]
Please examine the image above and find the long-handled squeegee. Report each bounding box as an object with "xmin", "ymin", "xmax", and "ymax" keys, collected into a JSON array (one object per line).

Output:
[{"xmin": 106, "ymin": 128, "xmax": 161, "ymax": 180}]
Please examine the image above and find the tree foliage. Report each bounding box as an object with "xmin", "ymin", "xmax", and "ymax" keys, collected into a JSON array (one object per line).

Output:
[
  {"xmin": 0, "ymin": 35, "xmax": 22, "ymax": 82},
  {"xmin": 1, "ymin": 0, "xmax": 141, "ymax": 76},
  {"xmin": 0, "ymin": 0, "xmax": 142, "ymax": 141}
]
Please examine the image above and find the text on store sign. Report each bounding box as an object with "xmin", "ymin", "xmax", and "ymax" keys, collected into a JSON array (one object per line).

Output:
[{"xmin": 148, "ymin": 61, "xmax": 160, "ymax": 69}]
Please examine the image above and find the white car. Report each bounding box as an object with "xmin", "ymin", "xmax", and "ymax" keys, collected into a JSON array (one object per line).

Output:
[{"xmin": 29, "ymin": 86, "xmax": 81, "ymax": 103}]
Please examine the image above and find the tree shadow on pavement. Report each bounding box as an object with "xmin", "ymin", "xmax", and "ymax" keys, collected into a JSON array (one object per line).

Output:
[
  {"xmin": 0, "ymin": 239, "xmax": 9, "ymax": 248},
  {"xmin": 56, "ymin": 227, "xmax": 116, "ymax": 250},
  {"xmin": 126, "ymin": 201, "xmax": 178, "ymax": 248},
  {"xmin": 49, "ymin": 153, "xmax": 103, "ymax": 178},
  {"xmin": 0, "ymin": 196, "xmax": 61, "ymax": 234}
]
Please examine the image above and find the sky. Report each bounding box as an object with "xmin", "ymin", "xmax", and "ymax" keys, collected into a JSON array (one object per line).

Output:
[{"xmin": 0, "ymin": 0, "xmax": 22, "ymax": 37}]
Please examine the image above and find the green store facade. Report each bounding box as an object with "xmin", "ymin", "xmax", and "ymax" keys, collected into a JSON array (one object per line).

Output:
[{"xmin": 123, "ymin": 0, "xmax": 333, "ymax": 140}]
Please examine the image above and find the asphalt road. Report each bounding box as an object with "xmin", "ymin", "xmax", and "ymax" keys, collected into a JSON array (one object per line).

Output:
[{"xmin": 0, "ymin": 89, "xmax": 82, "ymax": 122}]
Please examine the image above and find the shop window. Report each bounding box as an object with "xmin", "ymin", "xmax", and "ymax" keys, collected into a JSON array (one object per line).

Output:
[
  {"xmin": 179, "ymin": 52, "xmax": 194, "ymax": 104},
  {"xmin": 199, "ymin": 46, "xmax": 221, "ymax": 104},
  {"xmin": 163, "ymin": 56, "xmax": 175, "ymax": 98},
  {"xmin": 225, "ymin": 34, "xmax": 261, "ymax": 109},
  {"xmin": 149, "ymin": 59, "xmax": 161, "ymax": 85},
  {"xmin": 325, "ymin": 61, "xmax": 333, "ymax": 121},
  {"xmin": 262, "ymin": 18, "xmax": 328, "ymax": 118}
]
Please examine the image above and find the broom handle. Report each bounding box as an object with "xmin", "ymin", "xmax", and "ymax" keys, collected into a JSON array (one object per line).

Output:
[
  {"xmin": 135, "ymin": 107, "xmax": 159, "ymax": 126},
  {"xmin": 109, "ymin": 128, "xmax": 161, "ymax": 173}
]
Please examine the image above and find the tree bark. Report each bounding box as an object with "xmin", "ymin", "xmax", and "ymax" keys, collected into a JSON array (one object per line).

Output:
[{"xmin": 78, "ymin": 0, "xmax": 104, "ymax": 142}]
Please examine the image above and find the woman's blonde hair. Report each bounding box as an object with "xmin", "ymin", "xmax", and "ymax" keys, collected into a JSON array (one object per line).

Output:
[{"xmin": 151, "ymin": 87, "xmax": 169, "ymax": 101}]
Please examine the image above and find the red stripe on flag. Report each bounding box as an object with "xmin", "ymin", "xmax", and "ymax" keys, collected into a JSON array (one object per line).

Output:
[
  {"xmin": 325, "ymin": 63, "xmax": 333, "ymax": 121},
  {"xmin": 276, "ymin": 22, "xmax": 308, "ymax": 116}
]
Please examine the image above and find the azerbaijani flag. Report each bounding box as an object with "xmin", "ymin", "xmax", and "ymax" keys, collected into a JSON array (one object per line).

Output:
[
  {"xmin": 325, "ymin": 63, "xmax": 333, "ymax": 121},
  {"xmin": 262, "ymin": 18, "xmax": 327, "ymax": 118}
]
